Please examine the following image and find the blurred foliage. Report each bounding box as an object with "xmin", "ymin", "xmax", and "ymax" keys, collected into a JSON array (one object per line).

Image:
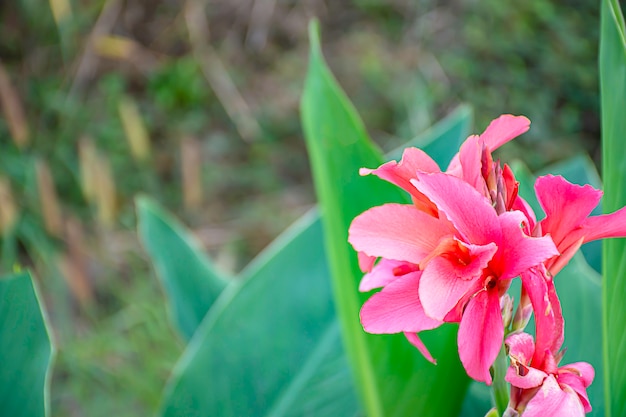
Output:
[{"xmin": 0, "ymin": 0, "xmax": 601, "ymax": 415}]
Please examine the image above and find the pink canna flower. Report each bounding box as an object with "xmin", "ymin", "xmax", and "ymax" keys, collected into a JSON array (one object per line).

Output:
[
  {"xmin": 532, "ymin": 174, "xmax": 626, "ymax": 275},
  {"xmin": 505, "ymin": 332, "xmax": 594, "ymax": 416},
  {"xmin": 349, "ymin": 170, "xmax": 558, "ymax": 383},
  {"xmin": 361, "ymin": 114, "xmax": 530, "ymax": 211}
]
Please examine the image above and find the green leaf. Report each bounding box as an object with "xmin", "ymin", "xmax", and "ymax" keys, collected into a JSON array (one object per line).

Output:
[
  {"xmin": 0, "ymin": 271, "xmax": 54, "ymax": 417},
  {"xmin": 600, "ymin": 1, "xmax": 626, "ymax": 414},
  {"xmin": 136, "ymin": 196, "xmax": 228, "ymax": 340},
  {"xmin": 159, "ymin": 210, "xmax": 360, "ymax": 417},
  {"xmin": 301, "ymin": 20, "xmax": 469, "ymax": 417}
]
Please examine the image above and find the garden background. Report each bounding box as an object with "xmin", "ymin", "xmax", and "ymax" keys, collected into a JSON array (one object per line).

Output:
[{"xmin": 0, "ymin": 1, "xmax": 608, "ymax": 416}]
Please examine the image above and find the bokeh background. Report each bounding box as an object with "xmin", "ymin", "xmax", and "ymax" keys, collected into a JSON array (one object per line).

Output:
[{"xmin": 0, "ymin": 1, "xmax": 601, "ymax": 416}]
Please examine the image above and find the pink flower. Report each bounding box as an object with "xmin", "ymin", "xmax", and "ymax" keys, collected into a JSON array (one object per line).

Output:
[
  {"xmin": 505, "ymin": 332, "xmax": 594, "ymax": 416},
  {"xmin": 349, "ymin": 170, "xmax": 558, "ymax": 383},
  {"xmin": 361, "ymin": 114, "xmax": 530, "ymax": 211},
  {"xmin": 533, "ymin": 174, "xmax": 626, "ymax": 275}
]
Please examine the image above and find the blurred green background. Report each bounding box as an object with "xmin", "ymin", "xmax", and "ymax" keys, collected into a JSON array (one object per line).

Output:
[{"xmin": 0, "ymin": 1, "xmax": 601, "ymax": 416}]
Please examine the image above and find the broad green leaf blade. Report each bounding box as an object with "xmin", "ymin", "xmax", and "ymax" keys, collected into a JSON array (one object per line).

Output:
[
  {"xmin": 0, "ymin": 271, "xmax": 53, "ymax": 417},
  {"xmin": 387, "ymin": 104, "xmax": 474, "ymax": 168},
  {"xmin": 159, "ymin": 211, "xmax": 360, "ymax": 417},
  {"xmin": 600, "ymin": 1, "xmax": 626, "ymax": 414},
  {"xmin": 136, "ymin": 196, "xmax": 228, "ymax": 339},
  {"xmin": 459, "ymin": 381, "xmax": 492, "ymax": 417},
  {"xmin": 301, "ymin": 20, "xmax": 468, "ymax": 417}
]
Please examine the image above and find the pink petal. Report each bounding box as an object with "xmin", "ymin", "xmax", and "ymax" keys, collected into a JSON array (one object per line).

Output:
[
  {"xmin": 411, "ymin": 172, "xmax": 500, "ymax": 245},
  {"xmin": 360, "ymin": 147, "xmax": 440, "ymax": 189},
  {"xmin": 523, "ymin": 375, "xmax": 585, "ymax": 417},
  {"xmin": 360, "ymin": 271, "xmax": 442, "ymax": 334},
  {"xmin": 521, "ymin": 267, "xmax": 564, "ymax": 368},
  {"xmin": 445, "ymin": 115, "xmax": 530, "ymax": 175},
  {"xmin": 505, "ymin": 333, "xmax": 548, "ymax": 389},
  {"xmin": 479, "ymin": 114, "xmax": 531, "ymax": 151},
  {"xmin": 360, "ymin": 148, "xmax": 440, "ymax": 214},
  {"xmin": 505, "ymin": 363, "xmax": 547, "ymax": 389},
  {"xmin": 457, "ymin": 289, "xmax": 503, "ymax": 384},
  {"xmin": 510, "ymin": 195, "xmax": 537, "ymax": 233},
  {"xmin": 536, "ymin": 175, "xmax": 602, "ymax": 248},
  {"xmin": 457, "ymin": 135, "xmax": 488, "ymax": 195},
  {"xmin": 419, "ymin": 241, "xmax": 497, "ymax": 320},
  {"xmin": 557, "ymin": 368, "xmax": 593, "ymax": 413},
  {"xmin": 404, "ymin": 331, "xmax": 436, "ymax": 364},
  {"xmin": 359, "ymin": 259, "xmax": 416, "ymax": 292},
  {"xmin": 494, "ymin": 211, "xmax": 559, "ymax": 280},
  {"xmin": 349, "ymin": 203, "xmax": 453, "ymax": 264},
  {"xmin": 506, "ymin": 332, "xmax": 535, "ymax": 361},
  {"xmin": 579, "ymin": 205, "xmax": 626, "ymax": 243},
  {"xmin": 502, "ymin": 164, "xmax": 520, "ymax": 211},
  {"xmin": 546, "ymin": 236, "xmax": 584, "ymax": 276},
  {"xmin": 358, "ymin": 252, "xmax": 377, "ymax": 273},
  {"xmin": 563, "ymin": 361, "xmax": 595, "ymax": 387}
]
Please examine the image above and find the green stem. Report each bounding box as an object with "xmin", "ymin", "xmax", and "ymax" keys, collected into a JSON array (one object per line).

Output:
[{"xmin": 491, "ymin": 343, "xmax": 509, "ymax": 416}]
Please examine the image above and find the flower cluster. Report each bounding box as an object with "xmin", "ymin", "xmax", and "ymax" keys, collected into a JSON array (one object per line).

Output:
[{"xmin": 348, "ymin": 115, "xmax": 626, "ymax": 415}]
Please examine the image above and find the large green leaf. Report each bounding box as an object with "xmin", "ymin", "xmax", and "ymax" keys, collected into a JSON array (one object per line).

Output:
[
  {"xmin": 159, "ymin": 210, "xmax": 360, "ymax": 416},
  {"xmin": 301, "ymin": 20, "xmax": 469, "ymax": 417},
  {"xmin": 600, "ymin": 1, "xmax": 626, "ymax": 415},
  {"xmin": 0, "ymin": 271, "xmax": 54, "ymax": 417},
  {"xmin": 137, "ymin": 196, "xmax": 228, "ymax": 339}
]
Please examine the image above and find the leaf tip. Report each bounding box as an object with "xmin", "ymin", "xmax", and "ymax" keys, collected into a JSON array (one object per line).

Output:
[{"xmin": 308, "ymin": 18, "xmax": 322, "ymax": 58}]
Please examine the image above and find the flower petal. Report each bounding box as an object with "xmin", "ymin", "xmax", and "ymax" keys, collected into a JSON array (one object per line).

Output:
[
  {"xmin": 535, "ymin": 175, "xmax": 602, "ymax": 247},
  {"xmin": 457, "ymin": 135, "xmax": 488, "ymax": 196},
  {"xmin": 523, "ymin": 375, "xmax": 585, "ymax": 417},
  {"xmin": 349, "ymin": 203, "xmax": 453, "ymax": 264},
  {"xmin": 511, "ymin": 195, "xmax": 537, "ymax": 233},
  {"xmin": 404, "ymin": 331, "xmax": 436, "ymax": 364},
  {"xmin": 359, "ymin": 259, "xmax": 416, "ymax": 292},
  {"xmin": 557, "ymin": 366, "xmax": 594, "ymax": 413},
  {"xmin": 446, "ymin": 115, "xmax": 530, "ymax": 175},
  {"xmin": 478, "ymin": 114, "xmax": 531, "ymax": 151},
  {"xmin": 494, "ymin": 211, "xmax": 559, "ymax": 280},
  {"xmin": 521, "ymin": 267, "xmax": 564, "ymax": 368},
  {"xmin": 360, "ymin": 271, "xmax": 442, "ymax": 334},
  {"xmin": 419, "ymin": 241, "xmax": 497, "ymax": 320},
  {"xmin": 505, "ymin": 333, "xmax": 548, "ymax": 389},
  {"xmin": 505, "ymin": 363, "xmax": 547, "ymax": 389},
  {"xmin": 579, "ymin": 205, "xmax": 626, "ymax": 243},
  {"xmin": 411, "ymin": 172, "xmax": 500, "ymax": 245},
  {"xmin": 360, "ymin": 147, "xmax": 440, "ymax": 190},
  {"xmin": 457, "ymin": 289, "xmax": 503, "ymax": 384},
  {"xmin": 506, "ymin": 332, "xmax": 535, "ymax": 362},
  {"xmin": 358, "ymin": 252, "xmax": 377, "ymax": 273},
  {"xmin": 361, "ymin": 148, "xmax": 440, "ymax": 214}
]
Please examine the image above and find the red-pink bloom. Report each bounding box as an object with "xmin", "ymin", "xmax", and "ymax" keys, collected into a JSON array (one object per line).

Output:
[
  {"xmin": 533, "ymin": 174, "xmax": 626, "ymax": 275},
  {"xmin": 361, "ymin": 114, "xmax": 530, "ymax": 209},
  {"xmin": 505, "ymin": 332, "xmax": 594, "ymax": 416},
  {"xmin": 349, "ymin": 170, "xmax": 558, "ymax": 383}
]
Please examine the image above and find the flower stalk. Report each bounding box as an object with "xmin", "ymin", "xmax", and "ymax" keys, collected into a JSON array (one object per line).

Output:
[{"xmin": 492, "ymin": 343, "xmax": 510, "ymax": 416}]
